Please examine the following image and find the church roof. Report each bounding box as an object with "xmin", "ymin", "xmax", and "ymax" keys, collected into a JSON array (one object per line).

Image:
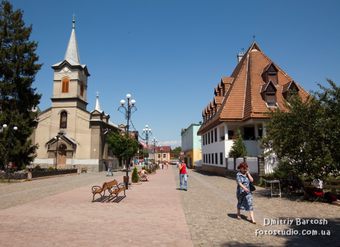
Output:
[
  {"xmin": 198, "ymin": 42, "xmax": 309, "ymax": 134},
  {"xmin": 52, "ymin": 17, "xmax": 89, "ymax": 74},
  {"xmin": 64, "ymin": 19, "xmax": 80, "ymax": 65}
]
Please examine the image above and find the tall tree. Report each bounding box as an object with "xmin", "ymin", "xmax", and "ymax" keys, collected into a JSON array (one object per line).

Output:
[
  {"xmin": 171, "ymin": 146, "xmax": 181, "ymax": 159},
  {"xmin": 0, "ymin": 1, "xmax": 41, "ymax": 169},
  {"xmin": 106, "ymin": 131, "xmax": 139, "ymax": 167},
  {"xmin": 315, "ymin": 79, "xmax": 340, "ymax": 172},
  {"xmin": 263, "ymin": 80, "xmax": 339, "ymax": 179}
]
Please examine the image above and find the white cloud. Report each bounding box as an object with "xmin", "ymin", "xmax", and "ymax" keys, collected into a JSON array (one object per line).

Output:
[{"xmin": 158, "ymin": 140, "xmax": 181, "ymax": 148}]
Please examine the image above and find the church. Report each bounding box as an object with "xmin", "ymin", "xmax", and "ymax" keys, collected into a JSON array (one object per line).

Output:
[{"xmin": 31, "ymin": 19, "xmax": 121, "ymax": 172}]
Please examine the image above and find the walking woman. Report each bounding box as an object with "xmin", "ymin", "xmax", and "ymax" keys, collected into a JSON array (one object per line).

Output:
[
  {"xmin": 236, "ymin": 162, "xmax": 256, "ymax": 224},
  {"xmin": 178, "ymin": 160, "xmax": 188, "ymax": 191}
]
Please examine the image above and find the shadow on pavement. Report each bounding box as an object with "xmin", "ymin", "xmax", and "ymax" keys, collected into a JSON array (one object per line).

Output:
[
  {"xmin": 221, "ymin": 242, "xmax": 270, "ymax": 247},
  {"xmin": 193, "ymin": 169, "xmax": 225, "ymax": 177},
  {"xmin": 92, "ymin": 195, "xmax": 126, "ymax": 203},
  {"xmin": 227, "ymin": 213, "xmax": 248, "ymax": 221},
  {"xmin": 280, "ymin": 217, "xmax": 340, "ymax": 246},
  {"xmin": 108, "ymin": 195, "xmax": 126, "ymax": 203}
]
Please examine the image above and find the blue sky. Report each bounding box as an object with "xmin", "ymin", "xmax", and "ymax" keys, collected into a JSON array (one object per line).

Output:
[{"xmin": 9, "ymin": 0, "xmax": 340, "ymax": 147}]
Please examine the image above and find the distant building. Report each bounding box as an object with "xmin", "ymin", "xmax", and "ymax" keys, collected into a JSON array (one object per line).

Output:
[
  {"xmin": 181, "ymin": 123, "xmax": 202, "ymax": 168},
  {"xmin": 149, "ymin": 146, "xmax": 171, "ymax": 163},
  {"xmin": 197, "ymin": 42, "xmax": 309, "ymax": 174},
  {"xmin": 31, "ymin": 19, "xmax": 121, "ymax": 171}
]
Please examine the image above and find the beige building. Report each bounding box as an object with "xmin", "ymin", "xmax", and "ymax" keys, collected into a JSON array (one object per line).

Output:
[
  {"xmin": 31, "ymin": 19, "xmax": 120, "ymax": 172},
  {"xmin": 149, "ymin": 146, "xmax": 171, "ymax": 163}
]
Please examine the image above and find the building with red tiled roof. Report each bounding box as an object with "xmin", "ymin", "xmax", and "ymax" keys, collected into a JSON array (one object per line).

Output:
[
  {"xmin": 197, "ymin": 42, "xmax": 309, "ymax": 174},
  {"xmin": 149, "ymin": 146, "xmax": 171, "ymax": 163}
]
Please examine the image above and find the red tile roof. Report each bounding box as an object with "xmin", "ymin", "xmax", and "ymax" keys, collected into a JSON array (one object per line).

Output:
[
  {"xmin": 198, "ymin": 42, "xmax": 309, "ymax": 134},
  {"xmin": 154, "ymin": 146, "xmax": 171, "ymax": 153}
]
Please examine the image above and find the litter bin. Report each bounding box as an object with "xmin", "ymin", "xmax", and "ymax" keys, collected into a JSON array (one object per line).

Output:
[{"xmin": 123, "ymin": 175, "xmax": 129, "ymax": 188}]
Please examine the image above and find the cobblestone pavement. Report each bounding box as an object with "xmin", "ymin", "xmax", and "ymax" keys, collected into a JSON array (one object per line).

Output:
[
  {"xmin": 0, "ymin": 167, "xmax": 339, "ymax": 247},
  {"xmin": 176, "ymin": 167, "xmax": 340, "ymax": 246}
]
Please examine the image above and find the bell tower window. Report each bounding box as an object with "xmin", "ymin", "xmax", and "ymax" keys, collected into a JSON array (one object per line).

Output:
[
  {"xmin": 80, "ymin": 82, "xmax": 84, "ymax": 97},
  {"xmin": 60, "ymin": 111, "xmax": 67, "ymax": 129},
  {"xmin": 62, "ymin": 78, "xmax": 69, "ymax": 93}
]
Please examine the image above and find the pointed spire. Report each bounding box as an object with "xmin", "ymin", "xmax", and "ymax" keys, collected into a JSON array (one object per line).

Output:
[
  {"xmin": 64, "ymin": 16, "xmax": 80, "ymax": 65},
  {"xmin": 95, "ymin": 92, "xmax": 102, "ymax": 112}
]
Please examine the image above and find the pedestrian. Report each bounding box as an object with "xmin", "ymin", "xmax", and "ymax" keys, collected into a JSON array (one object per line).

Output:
[
  {"xmin": 178, "ymin": 160, "xmax": 188, "ymax": 191},
  {"xmin": 236, "ymin": 162, "xmax": 256, "ymax": 224},
  {"xmin": 106, "ymin": 161, "xmax": 113, "ymax": 176}
]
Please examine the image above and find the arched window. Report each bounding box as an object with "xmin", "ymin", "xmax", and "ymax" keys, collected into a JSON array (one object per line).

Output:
[
  {"xmin": 60, "ymin": 111, "xmax": 67, "ymax": 129},
  {"xmin": 62, "ymin": 78, "xmax": 69, "ymax": 93}
]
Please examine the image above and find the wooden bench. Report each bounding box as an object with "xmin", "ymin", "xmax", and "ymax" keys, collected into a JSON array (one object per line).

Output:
[
  {"xmin": 91, "ymin": 182, "xmax": 109, "ymax": 202},
  {"xmin": 107, "ymin": 179, "xmax": 126, "ymax": 198},
  {"xmin": 91, "ymin": 179, "xmax": 126, "ymax": 202}
]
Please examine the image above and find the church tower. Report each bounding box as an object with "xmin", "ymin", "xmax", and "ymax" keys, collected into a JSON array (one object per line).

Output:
[
  {"xmin": 32, "ymin": 17, "xmax": 121, "ymax": 172},
  {"xmin": 51, "ymin": 17, "xmax": 89, "ymax": 111}
]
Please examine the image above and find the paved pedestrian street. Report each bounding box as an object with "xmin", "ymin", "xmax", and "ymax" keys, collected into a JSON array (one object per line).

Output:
[{"xmin": 0, "ymin": 167, "xmax": 339, "ymax": 247}]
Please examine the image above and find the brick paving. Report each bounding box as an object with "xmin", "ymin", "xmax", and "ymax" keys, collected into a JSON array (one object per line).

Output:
[
  {"xmin": 0, "ymin": 170, "xmax": 192, "ymax": 247},
  {"xmin": 0, "ymin": 167, "xmax": 339, "ymax": 247}
]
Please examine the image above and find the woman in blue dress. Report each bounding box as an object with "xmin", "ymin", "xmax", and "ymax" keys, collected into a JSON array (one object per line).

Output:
[{"xmin": 236, "ymin": 162, "xmax": 256, "ymax": 224}]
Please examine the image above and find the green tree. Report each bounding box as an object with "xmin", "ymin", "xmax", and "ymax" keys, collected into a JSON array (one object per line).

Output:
[
  {"xmin": 229, "ymin": 129, "xmax": 247, "ymax": 158},
  {"xmin": 106, "ymin": 131, "xmax": 139, "ymax": 167},
  {"xmin": 171, "ymin": 146, "xmax": 181, "ymax": 159},
  {"xmin": 315, "ymin": 79, "xmax": 340, "ymax": 172},
  {"xmin": 0, "ymin": 1, "xmax": 41, "ymax": 170},
  {"xmin": 263, "ymin": 80, "xmax": 339, "ymax": 179},
  {"xmin": 131, "ymin": 166, "xmax": 139, "ymax": 183}
]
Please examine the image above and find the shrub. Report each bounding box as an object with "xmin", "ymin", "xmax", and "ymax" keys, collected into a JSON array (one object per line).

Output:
[{"xmin": 131, "ymin": 167, "xmax": 139, "ymax": 183}]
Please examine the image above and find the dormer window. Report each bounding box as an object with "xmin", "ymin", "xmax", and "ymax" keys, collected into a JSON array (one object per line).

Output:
[
  {"xmin": 262, "ymin": 63, "xmax": 278, "ymax": 84},
  {"xmin": 60, "ymin": 111, "xmax": 67, "ymax": 129},
  {"xmin": 283, "ymin": 81, "xmax": 300, "ymax": 101},
  {"xmin": 261, "ymin": 81, "xmax": 277, "ymax": 107}
]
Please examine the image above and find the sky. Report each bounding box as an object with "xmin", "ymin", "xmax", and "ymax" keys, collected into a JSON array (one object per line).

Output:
[{"xmin": 9, "ymin": 0, "xmax": 340, "ymax": 148}]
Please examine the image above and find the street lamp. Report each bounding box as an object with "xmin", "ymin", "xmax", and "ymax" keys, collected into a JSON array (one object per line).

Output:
[
  {"xmin": 118, "ymin": 93, "xmax": 137, "ymax": 189},
  {"xmin": 1, "ymin": 124, "xmax": 18, "ymax": 182},
  {"xmin": 54, "ymin": 135, "xmax": 60, "ymax": 169},
  {"xmin": 152, "ymin": 137, "xmax": 157, "ymax": 164},
  {"xmin": 142, "ymin": 124, "xmax": 152, "ymax": 166}
]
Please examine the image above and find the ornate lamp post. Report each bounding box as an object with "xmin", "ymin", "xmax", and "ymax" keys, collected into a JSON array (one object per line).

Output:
[
  {"xmin": 1, "ymin": 124, "xmax": 18, "ymax": 182},
  {"xmin": 152, "ymin": 137, "xmax": 157, "ymax": 164},
  {"xmin": 142, "ymin": 124, "xmax": 152, "ymax": 166},
  {"xmin": 118, "ymin": 93, "xmax": 137, "ymax": 189},
  {"xmin": 54, "ymin": 135, "xmax": 60, "ymax": 169}
]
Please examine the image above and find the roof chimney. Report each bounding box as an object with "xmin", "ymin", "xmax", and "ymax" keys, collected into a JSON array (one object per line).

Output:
[{"xmin": 237, "ymin": 50, "xmax": 244, "ymax": 63}]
